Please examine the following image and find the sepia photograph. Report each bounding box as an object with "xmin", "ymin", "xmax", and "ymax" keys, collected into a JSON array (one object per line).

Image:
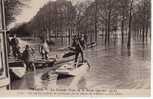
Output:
[{"xmin": 0, "ymin": 0, "xmax": 151, "ymax": 97}]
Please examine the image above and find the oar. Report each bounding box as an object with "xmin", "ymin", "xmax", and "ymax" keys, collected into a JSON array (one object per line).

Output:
[{"xmin": 63, "ymin": 51, "xmax": 75, "ymax": 58}]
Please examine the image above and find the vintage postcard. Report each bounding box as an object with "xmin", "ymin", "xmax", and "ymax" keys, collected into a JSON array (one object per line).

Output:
[{"xmin": 0, "ymin": 0, "xmax": 151, "ymax": 97}]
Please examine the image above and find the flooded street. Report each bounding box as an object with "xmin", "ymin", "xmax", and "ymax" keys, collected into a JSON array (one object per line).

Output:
[
  {"xmin": 1, "ymin": 0, "xmax": 150, "ymax": 97},
  {"xmin": 84, "ymin": 43, "xmax": 150, "ymax": 89},
  {"xmin": 10, "ymin": 39, "xmax": 150, "ymax": 90}
]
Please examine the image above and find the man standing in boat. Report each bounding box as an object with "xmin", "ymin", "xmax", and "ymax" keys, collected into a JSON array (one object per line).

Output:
[{"xmin": 72, "ymin": 35, "xmax": 85, "ymax": 66}]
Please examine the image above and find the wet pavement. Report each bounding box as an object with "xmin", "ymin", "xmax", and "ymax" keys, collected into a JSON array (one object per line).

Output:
[{"xmin": 10, "ymin": 39, "xmax": 150, "ymax": 90}]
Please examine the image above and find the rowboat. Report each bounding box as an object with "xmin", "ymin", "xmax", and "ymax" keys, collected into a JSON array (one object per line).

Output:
[
  {"xmin": 55, "ymin": 61, "xmax": 90, "ymax": 76},
  {"xmin": 32, "ymin": 58, "xmax": 56, "ymax": 68}
]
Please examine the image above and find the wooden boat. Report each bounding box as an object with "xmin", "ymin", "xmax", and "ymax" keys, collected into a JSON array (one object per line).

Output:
[
  {"xmin": 55, "ymin": 61, "xmax": 90, "ymax": 76},
  {"xmin": 9, "ymin": 61, "xmax": 26, "ymax": 80},
  {"xmin": 33, "ymin": 58, "xmax": 56, "ymax": 68},
  {"xmin": 56, "ymin": 39, "xmax": 91, "ymax": 76}
]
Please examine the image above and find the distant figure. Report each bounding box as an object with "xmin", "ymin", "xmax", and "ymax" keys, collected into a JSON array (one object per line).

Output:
[
  {"xmin": 72, "ymin": 36, "xmax": 85, "ymax": 66},
  {"xmin": 22, "ymin": 45, "xmax": 35, "ymax": 72},
  {"xmin": 40, "ymin": 40, "xmax": 50, "ymax": 60},
  {"xmin": 10, "ymin": 34, "xmax": 20, "ymax": 58},
  {"xmin": 84, "ymin": 34, "xmax": 88, "ymax": 47}
]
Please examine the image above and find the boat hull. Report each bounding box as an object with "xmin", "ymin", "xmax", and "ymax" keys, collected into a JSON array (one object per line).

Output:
[
  {"xmin": 9, "ymin": 61, "xmax": 26, "ymax": 81},
  {"xmin": 10, "ymin": 67, "xmax": 26, "ymax": 80},
  {"xmin": 55, "ymin": 62, "xmax": 89, "ymax": 76}
]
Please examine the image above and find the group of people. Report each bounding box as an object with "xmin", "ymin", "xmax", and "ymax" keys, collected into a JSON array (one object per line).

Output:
[
  {"xmin": 22, "ymin": 40, "xmax": 50, "ymax": 71},
  {"xmin": 8, "ymin": 35, "xmax": 50, "ymax": 59},
  {"xmin": 8, "ymin": 34, "xmax": 50, "ymax": 71},
  {"xmin": 8, "ymin": 33, "xmax": 86, "ymax": 71},
  {"xmin": 8, "ymin": 35, "xmax": 34, "ymax": 71}
]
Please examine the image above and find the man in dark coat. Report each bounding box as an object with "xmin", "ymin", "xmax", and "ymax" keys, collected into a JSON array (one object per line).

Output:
[
  {"xmin": 72, "ymin": 36, "xmax": 85, "ymax": 65},
  {"xmin": 10, "ymin": 34, "xmax": 20, "ymax": 58},
  {"xmin": 22, "ymin": 45, "xmax": 34, "ymax": 72}
]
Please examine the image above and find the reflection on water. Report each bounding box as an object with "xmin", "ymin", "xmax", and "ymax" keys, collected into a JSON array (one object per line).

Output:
[
  {"xmin": 34, "ymin": 71, "xmax": 58, "ymax": 90},
  {"xmin": 33, "ymin": 71, "xmax": 87, "ymax": 90},
  {"xmin": 10, "ymin": 68, "xmax": 88, "ymax": 90}
]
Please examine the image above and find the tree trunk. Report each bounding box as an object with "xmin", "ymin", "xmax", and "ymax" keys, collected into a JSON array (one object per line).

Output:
[
  {"xmin": 145, "ymin": 24, "xmax": 148, "ymax": 41},
  {"xmin": 105, "ymin": 25, "xmax": 107, "ymax": 45},
  {"xmin": 94, "ymin": 1, "xmax": 98, "ymax": 44},
  {"xmin": 127, "ymin": 0, "xmax": 133, "ymax": 49},
  {"xmin": 107, "ymin": 10, "xmax": 111, "ymax": 45},
  {"xmin": 121, "ymin": 19, "xmax": 124, "ymax": 45},
  {"xmin": 142, "ymin": 26, "xmax": 145, "ymax": 43},
  {"xmin": 68, "ymin": 28, "xmax": 71, "ymax": 46},
  {"xmin": 127, "ymin": 15, "xmax": 132, "ymax": 49}
]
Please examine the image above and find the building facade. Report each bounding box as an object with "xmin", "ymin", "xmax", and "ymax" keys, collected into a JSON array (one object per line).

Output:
[{"xmin": 0, "ymin": 0, "xmax": 10, "ymax": 90}]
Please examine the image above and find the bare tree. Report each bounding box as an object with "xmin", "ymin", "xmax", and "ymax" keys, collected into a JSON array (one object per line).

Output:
[
  {"xmin": 127, "ymin": 0, "xmax": 134, "ymax": 49},
  {"xmin": 97, "ymin": 0, "xmax": 119, "ymax": 45},
  {"xmin": 4, "ymin": 0, "xmax": 29, "ymax": 26},
  {"xmin": 118, "ymin": 0, "xmax": 129, "ymax": 45},
  {"xmin": 27, "ymin": 0, "xmax": 76, "ymax": 47},
  {"xmin": 132, "ymin": 0, "xmax": 151, "ymax": 43}
]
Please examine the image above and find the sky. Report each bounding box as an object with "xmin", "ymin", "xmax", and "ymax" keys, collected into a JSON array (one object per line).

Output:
[
  {"xmin": 8, "ymin": 0, "xmax": 52, "ymax": 29},
  {"xmin": 8, "ymin": 0, "xmax": 85, "ymax": 29}
]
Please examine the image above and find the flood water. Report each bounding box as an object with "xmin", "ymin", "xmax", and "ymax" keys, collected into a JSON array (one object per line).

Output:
[{"xmin": 10, "ymin": 38, "xmax": 151, "ymax": 90}]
